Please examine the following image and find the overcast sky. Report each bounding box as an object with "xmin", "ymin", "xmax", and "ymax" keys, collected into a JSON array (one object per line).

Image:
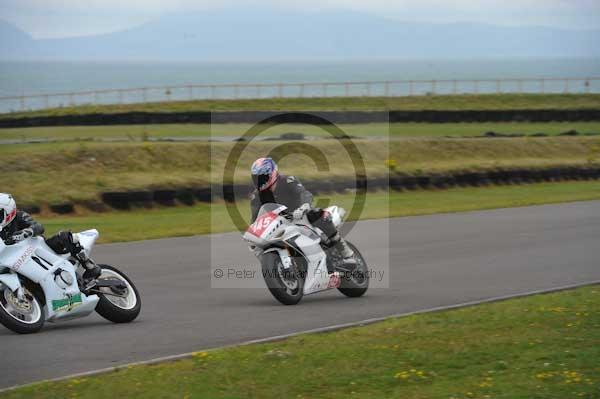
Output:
[{"xmin": 2, "ymin": 0, "xmax": 599, "ymax": 38}]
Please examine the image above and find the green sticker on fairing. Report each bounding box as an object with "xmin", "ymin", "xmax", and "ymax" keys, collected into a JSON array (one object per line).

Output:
[{"xmin": 52, "ymin": 294, "xmax": 83, "ymax": 312}]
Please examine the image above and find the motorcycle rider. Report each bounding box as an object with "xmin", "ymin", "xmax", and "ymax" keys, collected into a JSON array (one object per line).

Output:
[
  {"xmin": 250, "ymin": 157, "xmax": 356, "ymax": 268},
  {"xmin": 0, "ymin": 193, "xmax": 101, "ymax": 280}
]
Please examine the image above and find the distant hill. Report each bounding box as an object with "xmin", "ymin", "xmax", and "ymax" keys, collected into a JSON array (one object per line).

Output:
[
  {"xmin": 0, "ymin": 19, "xmax": 34, "ymax": 56},
  {"xmin": 1, "ymin": 9, "xmax": 599, "ymax": 61}
]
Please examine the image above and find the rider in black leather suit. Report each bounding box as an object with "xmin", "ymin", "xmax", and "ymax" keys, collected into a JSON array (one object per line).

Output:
[{"xmin": 249, "ymin": 158, "xmax": 355, "ymax": 267}]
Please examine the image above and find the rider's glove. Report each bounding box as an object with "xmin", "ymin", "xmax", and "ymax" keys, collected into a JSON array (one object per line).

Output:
[
  {"xmin": 293, "ymin": 203, "xmax": 311, "ymax": 220},
  {"xmin": 10, "ymin": 228, "xmax": 33, "ymax": 243},
  {"xmin": 21, "ymin": 213, "xmax": 35, "ymax": 224}
]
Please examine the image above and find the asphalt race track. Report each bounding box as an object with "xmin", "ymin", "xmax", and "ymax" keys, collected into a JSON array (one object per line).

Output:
[{"xmin": 1, "ymin": 201, "xmax": 598, "ymax": 389}]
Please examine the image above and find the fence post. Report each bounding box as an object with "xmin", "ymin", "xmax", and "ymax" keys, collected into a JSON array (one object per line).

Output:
[{"xmin": 585, "ymin": 79, "xmax": 590, "ymax": 94}]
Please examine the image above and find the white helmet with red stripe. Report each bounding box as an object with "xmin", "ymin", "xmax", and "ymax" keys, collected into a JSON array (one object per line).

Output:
[{"xmin": 0, "ymin": 193, "xmax": 17, "ymax": 232}]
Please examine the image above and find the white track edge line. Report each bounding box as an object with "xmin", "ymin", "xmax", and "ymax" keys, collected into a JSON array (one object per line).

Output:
[{"xmin": 2, "ymin": 279, "xmax": 599, "ymax": 393}]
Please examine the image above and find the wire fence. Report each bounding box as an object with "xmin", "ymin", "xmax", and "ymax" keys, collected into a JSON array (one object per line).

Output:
[{"xmin": 1, "ymin": 77, "xmax": 599, "ymax": 114}]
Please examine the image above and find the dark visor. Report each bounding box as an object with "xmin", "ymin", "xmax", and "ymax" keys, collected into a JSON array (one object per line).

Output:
[{"xmin": 252, "ymin": 174, "xmax": 270, "ymax": 190}]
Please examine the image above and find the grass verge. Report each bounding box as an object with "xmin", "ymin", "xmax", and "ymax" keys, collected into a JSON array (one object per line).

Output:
[
  {"xmin": 2, "ymin": 93, "xmax": 600, "ymax": 119},
  {"xmin": 1, "ymin": 122, "xmax": 599, "ymax": 141},
  {"xmin": 3, "ymin": 285, "xmax": 598, "ymax": 399},
  {"xmin": 3, "ymin": 137, "xmax": 600, "ymax": 205},
  {"xmin": 37, "ymin": 181, "xmax": 600, "ymax": 243}
]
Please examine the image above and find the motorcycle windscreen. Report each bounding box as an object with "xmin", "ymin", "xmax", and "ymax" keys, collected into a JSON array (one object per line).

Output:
[{"xmin": 256, "ymin": 203, "xmax": 287, "ymax": 218}]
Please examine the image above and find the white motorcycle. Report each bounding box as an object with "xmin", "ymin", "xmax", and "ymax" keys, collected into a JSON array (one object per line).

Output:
[
  {"xmin": 0, "ymin": 229, "xmax": 141, "ymax": 334},
  {"xmin": 243, "ymin": 203, "xmax": 369, "ymax": 305}
]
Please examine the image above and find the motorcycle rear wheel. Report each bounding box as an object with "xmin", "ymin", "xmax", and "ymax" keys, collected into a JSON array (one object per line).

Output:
[{"xmin": 262, "ymin": 252, "xmax": 304, "ymax": 305}]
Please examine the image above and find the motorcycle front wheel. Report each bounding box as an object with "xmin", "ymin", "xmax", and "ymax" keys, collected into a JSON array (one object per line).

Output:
[
  {"xmin": 337, "ymin": 241, "xmax": 369, "ymax": 298},
  {"xmin": 0, "ymin": 283, "xmax": 45, "ymax": 334},
  {"xmin": 262, "ymin": 252, "xmax": 304, "ymax": 305},
  {"xmin": 95, "ymin": 264, "xmax": 141, "ymax": 323}
]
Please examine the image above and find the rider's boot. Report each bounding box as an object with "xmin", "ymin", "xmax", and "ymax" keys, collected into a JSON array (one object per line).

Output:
[
  {"xmin": 82, "ymin": 258, "xmax": 102, "ymax": 281},
  {"xmin": 72, "ymin": 240, "xmax": 102, "ymax": 281},
  {"xmin": 47, "ymin": 231, "xmax": 102, "ymax": 281},
  {"xmin": 330, "ymin": 233, "xmax": 356, "ymax": 269},
  {"xmin": 78, "ymin": 252, "xmax": 102, "ymax": 281}
]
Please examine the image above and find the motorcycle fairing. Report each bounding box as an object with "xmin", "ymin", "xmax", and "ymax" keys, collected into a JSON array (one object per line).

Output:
[
  {"xmin": 245, "ymin": 203, "xmax": 348, "ymax": 296},
  {"xmin": 0, "ymin": 236, "xmax": 99, "ymax": 322}
]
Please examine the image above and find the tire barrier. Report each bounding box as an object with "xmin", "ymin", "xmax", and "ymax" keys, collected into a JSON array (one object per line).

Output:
[
  {"xmin": 194, "ymin": 187, "xmax": 213, "ymax": 203},
  {"xmin": 153, "ymin": 190, "xmax": 177, "ymax": 206},
  {"xmin": 219, "ymin": 184, "xmax": 253, "ymax": 203},
  {"xmin": 368, "ymin": 177, "xmax": 390, "ymax": 191},
  {"xmin": 28, "ymin": 165, "xmax": 600, "ymax": 214},
  {"xmin": 21, "ymin": 205, "xmax": 41, "ymax": 214},
  {"xmin": 80, "ymin": 200, "xmax": 108, "ymax": 213},
  {"xmin": 176, "ymin": 188, "xmax": 196, "ymax": 206},
  {"xmin": 49, "ymin": 203, "xmax": 74, "ymax": 214},
  {"xmin": 129, "ymin": 191, "xmax": 154, "ymax": 208},
  {"xmin": 101, "ymin": 192, "xmax": 131, "ymax": 210},
  {"xmin": 2, "ymin": 109, "xmax": 600, "ymax": 128}
]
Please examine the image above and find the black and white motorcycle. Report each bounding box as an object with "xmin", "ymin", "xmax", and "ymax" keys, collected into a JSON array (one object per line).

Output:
[
  {"xmin": 0, "ymin": 229, "xmax": 141, "ymax": 334},
  {"xmin": 243, "ymin": 203, "xmax": 369, "ymax": 305}
]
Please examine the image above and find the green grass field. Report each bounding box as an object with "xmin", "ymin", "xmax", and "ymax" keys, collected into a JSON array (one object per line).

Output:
[
  {"xmin": 3, "ymin": 136, "xmax": 599, "ymax": 205},
  {"xmin": 2, "ymin": 93, "xmax": 600, "ymax": 119},
  {"xmin": 3, "ymin": 285, "xmax": 597, "ymax": 399},
  {"xmin": 37, "ymin": 181, "xmax": 600, "ymax": 243},
  {"xmin": 1, "ymin": 122, "xmax": 599, "ymax": 142}
]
